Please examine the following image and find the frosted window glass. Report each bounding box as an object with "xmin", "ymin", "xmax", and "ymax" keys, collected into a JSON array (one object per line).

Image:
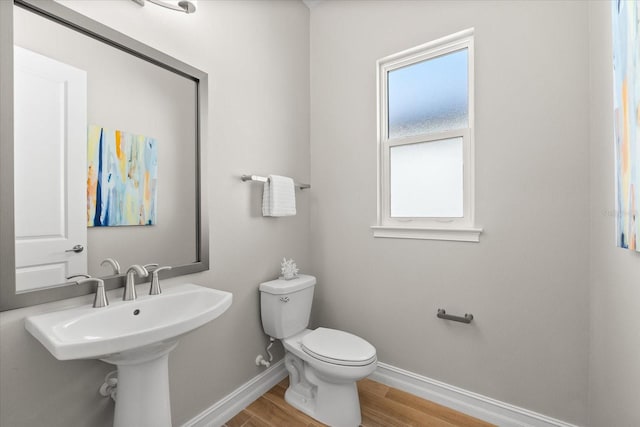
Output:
[
  {"xmin": 388, "ymin": 49, "xmax": 468, "ymax": 139},
  {"xmin": 390, "ymin": 137, "xmax": 463, "ymax": 217}
]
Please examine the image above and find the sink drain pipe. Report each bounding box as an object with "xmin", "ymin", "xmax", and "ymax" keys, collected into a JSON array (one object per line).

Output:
[{"xmin": 255, "ymin": 337, "xmax": 275, "ymax": 368}]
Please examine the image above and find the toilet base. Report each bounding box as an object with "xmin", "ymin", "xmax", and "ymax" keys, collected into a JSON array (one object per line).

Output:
[
  {"xmin": 283, "ymin": 351, "xmax": 368, "ymax": 427},
  {"xmin": 285, "ymin": 378, "xmax": 361, "ymax": 427}
]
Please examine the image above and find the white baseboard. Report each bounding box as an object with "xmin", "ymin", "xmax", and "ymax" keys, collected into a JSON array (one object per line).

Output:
[
  {"xmin": 182, "ymin": 359, "xmax": 581, "ymax": 427},
  {"xmin": 181, "ymin": 360, "xmax": 287, "ymax": 427},
  {"xmin": 370, "ymin": 362, "xmax": 581, "ymax": 427}
]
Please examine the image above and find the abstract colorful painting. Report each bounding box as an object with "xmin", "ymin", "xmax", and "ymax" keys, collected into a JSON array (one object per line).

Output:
[
  {"xmin": 612, "ymin": 0, "xmax": 639, "ymax": 251},
  {"xmin": 87, "ymin": 125, "xmax": 158, "ymax": 227}
]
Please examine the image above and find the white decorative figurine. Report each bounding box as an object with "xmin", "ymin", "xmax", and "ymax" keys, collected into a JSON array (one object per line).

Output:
[{"xmin": 281, "ymin": 258, "xmax": 299, "ymax": 280}]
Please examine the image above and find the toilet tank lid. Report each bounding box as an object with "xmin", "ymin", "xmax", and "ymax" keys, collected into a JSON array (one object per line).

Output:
[{"xmin": 259, "ymin": 274, "xmax": 316, "ymax": 295}]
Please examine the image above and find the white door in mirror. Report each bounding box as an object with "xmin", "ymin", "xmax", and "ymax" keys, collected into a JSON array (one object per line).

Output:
[{"xmin": 14, "ymin": 46, "xmax": 87, "ymax": 292}]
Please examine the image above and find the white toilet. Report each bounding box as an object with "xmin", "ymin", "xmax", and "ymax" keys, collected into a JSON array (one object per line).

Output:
[{"xmin": 259, "ymin": 274, "xmax": 377, "ymax": 427}]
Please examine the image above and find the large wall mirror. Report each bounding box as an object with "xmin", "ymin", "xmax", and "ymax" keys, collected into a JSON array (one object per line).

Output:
[{"xmin": 0, "ymin": 0, "xmax": 209, "ymax": 311}]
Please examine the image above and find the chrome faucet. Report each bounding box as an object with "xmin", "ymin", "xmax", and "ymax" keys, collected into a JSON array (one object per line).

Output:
[
  {"xmin": 101, "ymin": 258, "xmax": 121, "ymax": 275},
  {"xmin": 76, "ymin": 277, "xmax": 109, "ymax": 308},
  {"xmin": 124, "ymin": 265, "xmax": 148, "ymax": 301}
]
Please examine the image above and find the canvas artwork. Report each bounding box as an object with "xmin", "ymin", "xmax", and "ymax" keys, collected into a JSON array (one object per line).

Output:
[
  {"xmin": 612, "ymin": 0, "xmax": 639, "ymax": 251},
  {"xmin": 87, "ymin": 125, "xmax": 158, "ymax": 227}
]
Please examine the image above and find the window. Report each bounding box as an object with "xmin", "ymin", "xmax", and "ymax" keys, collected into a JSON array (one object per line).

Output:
[{"xmin": 372, "ymin": 29, "xmax": 482, "ymax": 242}]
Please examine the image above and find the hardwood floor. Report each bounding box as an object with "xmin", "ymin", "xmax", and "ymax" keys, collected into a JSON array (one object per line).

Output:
[{"xmin": 222, "ymin": 377, "xmax": 495, "ymax": 427}]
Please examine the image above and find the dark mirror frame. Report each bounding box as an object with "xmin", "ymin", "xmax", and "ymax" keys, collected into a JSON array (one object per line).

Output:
[{"xmin": 0, "ymin": 0, "xmax": 209, "ymax": 311}]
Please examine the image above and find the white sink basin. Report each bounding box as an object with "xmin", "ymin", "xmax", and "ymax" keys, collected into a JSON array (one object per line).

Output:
[
  {"xmin": 25, "ymin": 283, "xmax": 232, "ymax": 360},
  {"xmin": 25, "ymin": 283, "xmax": 232, "ymax": 427}
]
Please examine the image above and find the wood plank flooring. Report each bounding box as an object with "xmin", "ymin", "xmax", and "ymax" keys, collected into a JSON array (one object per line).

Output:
[{"xmin": 222, "ymin": 377, "xmax": 495, "ymax": 427}]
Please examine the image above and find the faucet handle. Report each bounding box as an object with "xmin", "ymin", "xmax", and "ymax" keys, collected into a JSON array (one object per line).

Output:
[
  {"xmin": 149, "ymin": 266, "xmax": 172, "ymax": 295},
  {"xmin": 143, "ymin": 263, "xmax": 159, "ymax": 273},
  {"xmin": 76, "ymin": 277, "xmax": 109, "ymax": 308},
  {"xmin": 67, "ymin": 273, "xmax": 91, "ymax": 281},
  {"xmin": 101, "ymin": 258, "xmax": 121, "ymax": 275}
]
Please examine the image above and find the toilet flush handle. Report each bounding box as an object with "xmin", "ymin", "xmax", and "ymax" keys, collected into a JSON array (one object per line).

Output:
[{"xmin": 280, "ymin": 297, "xmax": 290, "ymax": 303}]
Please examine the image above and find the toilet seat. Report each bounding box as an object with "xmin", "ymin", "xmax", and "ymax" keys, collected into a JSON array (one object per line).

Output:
[{"xmin": 301, "ymin": 327, "xmax": 376, "ymax": 367}]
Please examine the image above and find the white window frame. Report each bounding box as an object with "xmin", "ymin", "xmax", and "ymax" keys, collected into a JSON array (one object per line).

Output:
[{"xmin": 371, "ymin": 28, "xmax": 482, "ymax": 242}]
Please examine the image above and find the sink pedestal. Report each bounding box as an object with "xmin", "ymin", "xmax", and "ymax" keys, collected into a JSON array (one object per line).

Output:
[{"xmin": 102, "ymin": 340, "xmax": 178, "ymax": 427}]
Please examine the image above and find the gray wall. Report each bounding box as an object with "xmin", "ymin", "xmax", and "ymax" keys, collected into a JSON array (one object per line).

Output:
[
  {"xmin": 0, "ymin": 1, "xmax": 310, "ymax": 426},
  {"xmin": 588, "ymin": 2, "xmax": 640, "ymax": 425},
  {"xmin": 309, "ymin": 1, "xmax": 590, "ymax": 424}
]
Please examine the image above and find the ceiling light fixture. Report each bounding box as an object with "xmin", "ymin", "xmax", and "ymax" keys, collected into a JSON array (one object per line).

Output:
[{"xmin": 131, "ymin": 0, "xmax": 197, "ymax": 14}]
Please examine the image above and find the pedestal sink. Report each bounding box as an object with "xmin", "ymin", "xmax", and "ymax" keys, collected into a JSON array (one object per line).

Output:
[{"xmin": 25, "ymin": 283, "xmax": 232, "ymax": 427}]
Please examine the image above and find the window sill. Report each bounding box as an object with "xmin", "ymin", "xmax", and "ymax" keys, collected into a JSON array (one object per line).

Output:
[{"xmin": 370, "ymin": 225, "xmax": 483, "ymax": 242}]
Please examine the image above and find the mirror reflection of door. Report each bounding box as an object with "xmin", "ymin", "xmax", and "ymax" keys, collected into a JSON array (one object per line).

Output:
[{"xmin": 14, "ymin": 46, "xmax": 87, "ymax": 292}]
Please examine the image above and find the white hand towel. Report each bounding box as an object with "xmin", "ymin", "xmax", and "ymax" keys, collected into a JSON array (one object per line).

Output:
[{"xmin": 262, "ymin": 175, "xmax": 296, "ymax": 217}]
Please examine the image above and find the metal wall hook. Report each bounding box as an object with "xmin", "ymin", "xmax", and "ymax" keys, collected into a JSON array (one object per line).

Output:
[{"xmin": 437, "ymin": 308, "xmax": 474, "ymax": 324}]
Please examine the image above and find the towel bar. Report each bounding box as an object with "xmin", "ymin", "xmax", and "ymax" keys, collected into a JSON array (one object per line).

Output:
[
  {"xmin": 241, "ymin": 174, "xmax": 310, "ymax": 190},
  {"xmin": 437, "ymin": 309, "xmax": 474, "ymax": 324}
]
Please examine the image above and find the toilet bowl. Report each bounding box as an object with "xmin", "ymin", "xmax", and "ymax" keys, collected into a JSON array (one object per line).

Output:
[
  {"xmin": 259, "ymin": 275, "xmax": 377, "ymax": 427},
  {"xmin": 282, "ymin": 329, "xmax": 377, "ymax": 427}
]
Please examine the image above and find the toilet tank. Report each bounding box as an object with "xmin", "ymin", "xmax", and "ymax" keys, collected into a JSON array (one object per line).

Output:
[{"xmin": 259, "ymin": 275, "xmax": 316, "ymax": 339}]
